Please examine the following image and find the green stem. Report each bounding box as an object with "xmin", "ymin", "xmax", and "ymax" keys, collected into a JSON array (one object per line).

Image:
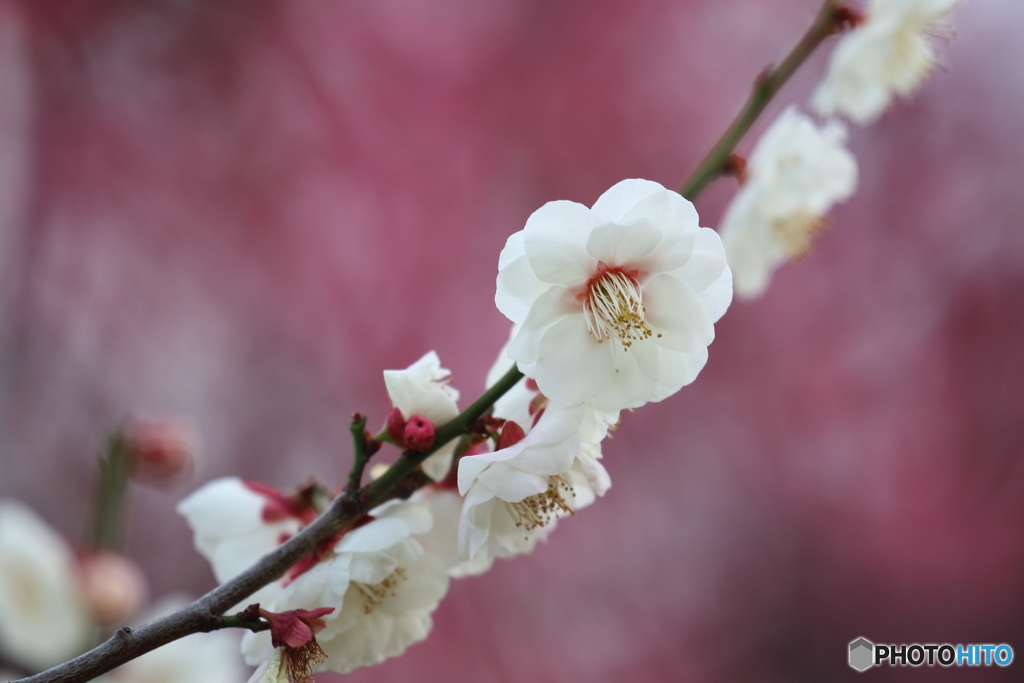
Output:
[
  {"xmin": 214, "ymin": 615, "xmax": 268, "ymax": 634},
  {"xmin": 678, "ymin": 0, "xmax": 845, "ymax": 200},
  {"xmin": 360, "ymin": 365, "xmax": 524, "ymax": 507},
  {"xmin": 88, "ymin": 430, "xmax": 131, "ymax": 551},
  {"xmin": 346, "ymin": 414, "xmax": 370, "ymax": 493}
]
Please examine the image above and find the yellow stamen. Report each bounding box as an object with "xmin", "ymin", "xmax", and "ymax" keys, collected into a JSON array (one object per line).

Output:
[
  {"xmin": 353, "ymin": 566, "xmax": 408, "ymax": 615},
  {"xmin": 505, "ymin": 475, "xmax": 575, "ymax": 535},
  {"xmin": 583, "ymin": 270, "xmax": 655, "ymax": 350}
]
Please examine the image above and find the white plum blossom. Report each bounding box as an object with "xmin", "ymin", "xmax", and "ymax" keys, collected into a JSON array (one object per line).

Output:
[
  {"xmin": 179, "ymin": 481, "xmax": 445, "ymax": 675},
  {"xmin": 456, "ymin": 402, "xmax": 609, "ymax": 565},
  {"xmin": 384, "ymin": 351, "xmax": 461, "ymax": 481},
  {"xmin": 241, "ymin": 500, "xmax": 449, "ymax": 675},
  {"xmin": 811, "ymin": 0, "xmax": 959, "ymax": 125},
  {"xmin": 0, "ymin": 501, "xmax": 90, "ymax": 671},
  {"xmin": 720, "ymin": 106, "xmax": 857, "ymax": 299},
  {"xmin": 496, "ymin": 179, "xmax": 731, "ymax": 412},
  {"xmin": 177, "ymin": 478, "xmax": 306, "ymax": 609}
]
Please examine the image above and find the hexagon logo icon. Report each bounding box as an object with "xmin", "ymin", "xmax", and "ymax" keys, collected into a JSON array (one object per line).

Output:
[{"xmin": 849, "ymin": 637, "xmax": 874, "ymax": 672}]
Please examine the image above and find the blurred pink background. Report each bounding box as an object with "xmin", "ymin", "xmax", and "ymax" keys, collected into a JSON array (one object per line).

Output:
[{"xmin": 2, "ymin": 0, "xmax": 1023, "ymax": 681}]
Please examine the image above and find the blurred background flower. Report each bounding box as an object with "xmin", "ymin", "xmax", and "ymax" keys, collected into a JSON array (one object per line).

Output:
[{"xmin": 0, "ymin": 0, "xmax": 1022, "ymax": 681}]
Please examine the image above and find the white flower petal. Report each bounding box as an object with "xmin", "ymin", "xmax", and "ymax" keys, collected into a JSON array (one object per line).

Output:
[
  {"xmin": 507, "ymin": 285, "xmax": 579, "ymax": 369},
  {"xmin": 523, "ymin": 200, "xmax": 599, "ymax": 285},
  {"xmin": 336, "ymin": 517, "xmax": 412, "ymax": 554},
  {"xmin": 534, "ymin": 314, "xmax": 612, "ymax": 404},
  {"xmin": 476, "ymin": 463, "xmax": 550, "ymax": 503},
  {"xmin": 585, "ymin": 219, "xmax": 663, "ymax": 266},
  {"xmin": 591, "ymin": 178, "xmax": 667, "ymax": 223},
  {"xmin": 458, "ymin": 487, "xmax": 497, "ymax": 560},
  {"xmin": 495, "ymin": 232, "xmax": 548, "ymax": 323},
  {"xmin": 348, "ymin": 551, "xmax": 400, "ymax": 586},
  {"xmin": 643, "ymin": 274, "xmax": 715, "ymax": 354}
]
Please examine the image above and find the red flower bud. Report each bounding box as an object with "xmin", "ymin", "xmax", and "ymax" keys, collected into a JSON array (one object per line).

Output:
[
  {"xmin": 125, "ymin": 417, "xmax": 197, "ymax": 488},
  {"xmin": 404, "ymin": 416, "xmax": 435, "ymax": 451},
  {"xmin": 386, "ymin": 407, "xmax": 407, "ymax": 444}
]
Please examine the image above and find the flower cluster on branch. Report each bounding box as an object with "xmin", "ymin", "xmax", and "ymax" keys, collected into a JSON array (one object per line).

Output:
[{"xmin": 1, "ymin": 1, "xmax": 964, "ymax": 681}]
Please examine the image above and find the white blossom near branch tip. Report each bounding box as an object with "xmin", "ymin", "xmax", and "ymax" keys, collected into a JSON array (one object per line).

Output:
[
  {"xmin": 496, "ymin": 179, "xmax": 731, "ymax": 412},
  {"xmin": 0, "ymin": 501, "xmax": 90, "ymax": 672},
  {"xmin": 720, "ymin": 106, "xmax": 857, "ymax": 299},
  {"xmin": 456, "ymin": 402, "xmax": 610, "ymax": 565},
  {"xmin": 811, "ymin": 0, "xmax": 959, "ymax": 125},
  {"xmin": 239, "ymin": 500, "xmax": 449, "ymax": 676},
  {"xmin": 384, "ymin": 351, "xmax": 461, "ymax": 481}
]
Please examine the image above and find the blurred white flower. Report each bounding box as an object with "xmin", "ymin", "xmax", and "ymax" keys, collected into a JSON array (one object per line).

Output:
[
  {"xmin": 384, "ymin": 351, "xmax": 461, "ymax": 481},
  {"xmin": 0, "ymin": 501, "xmax": 89, "ymax": 671},
  {"xmin": 176, "ymin": 478, "xmax": 306, "ymax": 608},
  {"xmin": 720, "ymin": 106, "xmax": 857, "ymax": 298},
  {"xmin": 811, "ymin": 0, "xmax": 959, "ymax": 124},
  {"xmin": 234, "ymin": 500, "xmax": 449, "ymax": 676},
  {"xmin": 104, "ymin": 595, "xmax": 246, "ymax": 683},
  {"xmin": 456, "ymin": 403, "xmax": 609, "ymax": 565},
  {"xmin": 496, "ymin": 179, "xmax": 731, "ymax": 411}
]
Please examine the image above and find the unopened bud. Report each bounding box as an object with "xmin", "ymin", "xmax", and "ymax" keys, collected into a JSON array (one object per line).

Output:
[
  {"xmin": 386, "ymin": 407, "xmax": 407, "ymax": 444},
  {"xmin": 497, "ymin": 421, "xmax": 526, "ymax": 450},
  {"xmin": 78, "ymin": 551, "xmax": 148, "ymax": 626},
  {"xmin": 125, "ymin": 417, "xmax": 198, "ymax": 487},
  {"xmin": 403, "ymin": 416, "xmax": 435, "ymax": 451}
]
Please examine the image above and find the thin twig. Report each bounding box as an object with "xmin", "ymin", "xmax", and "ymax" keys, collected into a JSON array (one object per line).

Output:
[
  {"xmin": 15, "ymin": 365, "xmax": 523, "ymax": 683},
  {"xmin": 345, "ymin": 413, "xmax": 370, "ymax": 494},
  {"xmin": 88, "ymin": 429, "xmax": 130, "ymax": 551},
  {"xmin": 678, "ymin": 0, "xmax": 848, "ymax": 200}
]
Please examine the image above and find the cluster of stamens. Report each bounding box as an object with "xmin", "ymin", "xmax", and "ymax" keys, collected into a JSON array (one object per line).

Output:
[
  {"xmin": 505, "ymin": 475, "xmax": 575, "ymax": 537},
  {"xmin": 582, "ymin": 268, "xmax": 657, "ymax": 350},
  {"xmin": 353, "ymin": 565, "xmax": 407, "ymax": 615},
  {"xmin": 771, "ymin": 211, "xmax": 828, "ymax": 260},
  {"xmin": 285, "ymin": 640, "xmax": 327, "ymax": 683}
]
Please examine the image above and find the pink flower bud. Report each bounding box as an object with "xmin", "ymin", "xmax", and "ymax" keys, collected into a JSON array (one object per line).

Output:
[
  {"xmin": 497, "ymin": 421, "xmax": 526, "ymax": 450},
  {"xmin": 386, "ymin": 407, "xmax": 407, "ymax": 444},
  {"xmin": 125, "ymin": 417, "xmax": 198, "ymax": 487},
  {"xmin": 78, "ymin": 551, "xmax": 148, "ymax": 626},
  {"xmin": 403, "ymin": 416, "xmax": 435, "ymax": 451}
]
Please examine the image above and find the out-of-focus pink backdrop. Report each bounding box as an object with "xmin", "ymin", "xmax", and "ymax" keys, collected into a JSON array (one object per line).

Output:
[{"xmin": 1, "ymin": 0, "xmax": 1023, "ymax": 681}]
